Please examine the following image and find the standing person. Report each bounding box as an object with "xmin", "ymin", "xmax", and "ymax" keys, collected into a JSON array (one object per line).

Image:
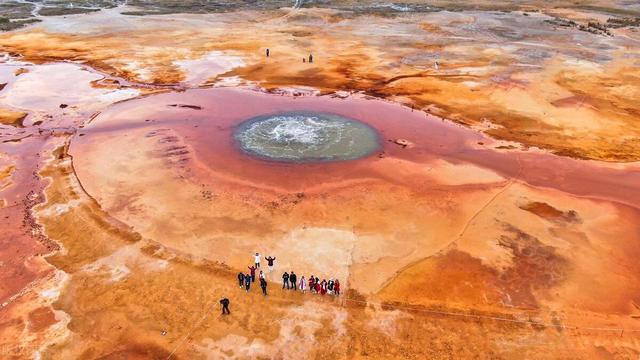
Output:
[
  {"xmin": 328, "ymin": 279, "xmax": 334, "ymax": 295},
  {"xmin": 290, "ymin": 271, "xmax": 297, "ymax": 290},
  {"xmin": 245, "ymin": 274, "xmax": 251, "ymax": 292},
  {"xmin": 320, "ymin": 279, "xmax": 327, "ymax": 295},
  {"xmin": 265, "ymin": 256, "xmax": 276, "ymax": 272},
  {"xmin": 314, "ymin": 279, "xmax": 321, "ymax": 294},
  {"xmin": 282, "ymin": 271, "xmax": 290, "ymax": 289},
  {"xmin": 254, "ymin": 253, "xmax": 261, "ymax": 268},
  {"xmin": 308, "ymin": 53, "xmax": 313, "ymax": 63},
  {"xmin": 248, "ymin": 265, "xmax": 256, "ymax": 282},
  {"xmin": 309, "ymin": 276, "xmax": 315, "ymax": 293},
  {"xmin": 259, "ymin": 270, "xmax": 265, "ymax": 281},
  {"xmin": 266, "ymin": 48, "xmax": 270, "ymax": 57},
  {"xmin": 237, "ymin": 272, "xmax": 245, "ymax": 288},
  {"xmin": 309, "ymin": 275, "xmax": 316, "ymax": 292},
  {"xmin": 300, "ymin": 276, "xmax": 307, "ymax": 293},
  {"xmin": 260, "ymin": 278, "xmax": 268, "ymax": 296},
  {"xmin": 334, "ymin": 279, "xmax": 340, "ymax": 296},
  {"xmin": 220, "ymin": 298, "xmax": 230, "ymax": 315}
]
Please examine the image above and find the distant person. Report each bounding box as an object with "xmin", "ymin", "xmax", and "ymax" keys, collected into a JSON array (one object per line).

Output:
[
  {"xmin": 334, "ymin": 279, "xmax": 340, "ymax": 296},
  {"xmin": 300, "ymin": 276, "xmax": 307, "ymax": 293},
  {"xmin": 265, "ymin": 256, "xmax": 276, "ymax": 272},
  {"xmin": 314, "ymin": 279, "xmax": 321, "ymax": 294},
  {"xmin": 245, "ymin": 274, "xmax": 251, "ymax": 292},
  {"xmin": 237, "ymin": 272, "xmax": 245, "ymax": 288},
  {"xmin": 254, "ymin": 253, "xmax": 261, "ymax": 268},
  {"xmin": 259, "ymin": 270, "xmax": 265, "ymax": 281},
  {"xmin": 248, "ymin": 265, "xmax": 256, "ymax": 282},
  {"xmin": 434, "ymin": 61, "xmax": 439, "ymax": 70},
  {"xmin": 309, "ymin": 276, "xmax": 315, "ymax": 293},
  {"xmin": 308, "ymin": 53, "xmax": 313, "ymax": 63},
  {"xmin": 290, "ymin": 271, "xmax": 298, "ymax": 290},
  {"xmin": 328, "ymin": 279, "xmax": 334, "ymax": 295},
  {"xmin": 320, "ymin": 279, "xmax": 327, "ymax": 295},
  {"xmin": 220, "ymin": 298, "xmax": 230, "ymax": 315},
  {"xmin": 303, "ymin": 58, "xmax": 306, "ymax": 63},
  {"xmin": 282, "ymin": 271, "xmax": 290, "ymax": 289},
  {"xmin": 260, "ymin": 278, "xmax": 268, "ymax": 296},
  {"xmin": 266, "ymin": 48, "xmax": 270, "ymax": 57}
]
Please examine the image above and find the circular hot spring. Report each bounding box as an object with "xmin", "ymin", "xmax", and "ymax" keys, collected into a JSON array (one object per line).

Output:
[{"xmin": 234, "ymin": 112, "xmax": 380, "ymax": 162}]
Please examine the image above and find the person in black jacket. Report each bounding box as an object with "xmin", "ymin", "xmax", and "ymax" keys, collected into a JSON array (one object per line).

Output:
[
  {"xmin": 282, "ymin": 272, "xmax": 289, "ymax": 289},
  {"xmin": 265, "ymin": 256, "xmax": 276, "ymax": 272},
  {"xmin": 220, "ymin": 298, "xmax": 230, "ymax": 315},
  {"xmin": 260, "ymin": 278, "xmax": 268, "ymax": 296},
  {"xmin": 290, "ymin": 271, "xmax": 297, "ymax": 290},
  {"xmin": 237, "ymin": 272, "xmax": 245, "ymax": 288},
  {"xmin": 245, "ymin": 274, "xmax": 251, "ymax": 292}
]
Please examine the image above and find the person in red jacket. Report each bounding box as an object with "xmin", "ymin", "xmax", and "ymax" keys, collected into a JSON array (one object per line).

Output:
[
  {"xmin": 320, "ymin": 279, "xmax": 328, "ymax": 295},
  {"xmin": 309, "ymin": 276, "xmax": 316, "ymax": 293},
  {"xmin": 314, "ymin": 280, "xmax": 321, "ymax": 294},
  {"xmin": 248, "ymin": 265, "xmax": 256, "ymax": 282},
  {"xmin": 334, "ymin": 279, "xmax": 340, "ymax": 296}
]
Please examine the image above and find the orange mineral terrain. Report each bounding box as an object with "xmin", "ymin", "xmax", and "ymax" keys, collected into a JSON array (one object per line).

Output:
[{"xmin": 1, "ymin": 1, "xmax": 640, "ymax": 359}]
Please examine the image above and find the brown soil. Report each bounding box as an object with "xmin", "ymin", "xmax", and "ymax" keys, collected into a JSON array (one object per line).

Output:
[
  {"xmin": 1, "ymin": 3, "xmax": 640, "ymax": 359},
  {"xmin": 519, "ymin": 201, "xmax": 580, "ymax": 223},
  {"xmin": 0, "ymin": 6, "xmax": 638, "ymax": 160},
  {"xmin": 0, "ymin": 107, "xmax": 27, "ymax": 127}
]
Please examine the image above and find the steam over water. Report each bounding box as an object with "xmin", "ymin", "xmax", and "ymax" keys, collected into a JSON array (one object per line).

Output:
[{"xmin": 234, "ymin": 112, "xmax": 380, "ymax": 162}]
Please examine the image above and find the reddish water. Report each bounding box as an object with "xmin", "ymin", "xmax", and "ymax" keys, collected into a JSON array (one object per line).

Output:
[
  {"xmin": 0, "ymin": 136, "xmax": 53, "ymax": 303},
  {"xmin": 74, "ymin": 88, "xmax": 640, "ymax": 208}
]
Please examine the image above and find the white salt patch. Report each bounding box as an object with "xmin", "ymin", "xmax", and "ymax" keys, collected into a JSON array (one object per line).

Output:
[
  {"xmin": 332, "ymin": 309, "xmax": 348, "ymax": 337},
  {"xmin": 109, "ymin": 264, "xmax": 131, "ymax": 282},
  {"xmin": 81, "ymin": 244, "xmax": 168, "ymax": 282},
  {"xmin": 273, "ymin": 227, "xmax": 356, "ymax": 284},
  {"xmin": 563, "ymin": 58, "xmax": 603, "ymax": 72},
  {"xmin": 97, "ymin": 88, "xmax": 140, "ymax": 103},
  {"xmin": 122, "ymin": 61, "xmax": 153, "ymax": 83},
  {"xmin": 427, "ymin": 159, "xmax": 505, "ymax": 186},
  {"xmin": 461, "ymin": 81, "xmax": 482, "ymax": 88},
  {"xmin": 0, "ymin": 63, "xmax": 140, "ymax": 113},
  {"xmin": 38, "ymin": 271, "xmax": 68, "ymax": 300},
  {"xmin": 452, "ymin": 66, "xmax": 495, "ymax": 76},
  {"xmin": 28, "ymin": 271, "xmax": 72, "ymax": 360},
  {"xmin": 174, "ymin": 51, "xmax": 244, "ymax": 86},
  {"xmin": 41, "ymin": 199, "xmax": 83, "ymax": 216},
  {"xmin": 269, "ymin": 86, "xmax": 319, "ymax": 96},
  {"xmin": 367, "ymin": 309, "xmax": 410, "ymax": 337},
  {"xmin": 40, "ymin": 288, "xmax": 60, "ymax": 299},
  {"xmin": 198, "ymin": 302, "xmax": 347, "ymax": 359},
  {"xmin": 211, "ymin": 75, "xmax": 245, "ymax": 87},
  {"xmin": 471, "ymin": 118, "xmax": 503, "ymax": 131}
]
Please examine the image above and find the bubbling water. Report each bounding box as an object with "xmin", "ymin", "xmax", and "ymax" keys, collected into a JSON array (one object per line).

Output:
[{"xmin": 234, "ymin": 112, "xmax": 380, "ymax": 162}]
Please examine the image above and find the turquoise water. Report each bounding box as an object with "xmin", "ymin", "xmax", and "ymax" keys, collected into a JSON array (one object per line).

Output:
[{"xmin": 234, "ymin": 112, "xmax": 380, "ymax": 162}]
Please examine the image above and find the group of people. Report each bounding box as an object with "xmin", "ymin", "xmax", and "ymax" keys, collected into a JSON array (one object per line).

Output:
[
  {"xmin": 225, "ymin": 252, "xmax": 343, "ymax": 314},
  {"xmin": 237, "ymin": 252, "xmax": 276, "ymax": 296},
  {"xmin": 265, "ymin": 48, "xmax": 313, "ymax": 63},
  {"xmin": 282, "ymin": 272, "xmax": 340, "ymax": 296},
  {"xmin": 235, "ymin": 252, "xmax": 341, "ymax": 296}
]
